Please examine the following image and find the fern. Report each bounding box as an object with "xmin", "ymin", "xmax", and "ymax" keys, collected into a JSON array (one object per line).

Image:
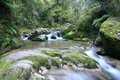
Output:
[
  {"xmin": 92, "ymin": 14, "xmax": 109, "ymax": 28},
  {"xmin": 3, "ymin": 1, "xmax": 19, "ymax": 9}
]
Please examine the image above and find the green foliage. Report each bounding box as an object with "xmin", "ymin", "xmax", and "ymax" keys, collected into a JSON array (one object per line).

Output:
[
  {"xmin": 0, "ymin": 25, "xmax": 23, "ymax": 54},
  {"xmin": 97, "ymin": 0, "xmax": 120, "ymax": 16},
  {"xmin": 64, "ymin": 31, "xmax": 76, "ymax": 40},
  {"xmin": 76, "ymin": 6, "xmax": 106, "ymax": 32},
  {"xmin": 0, "ymin": 0, "xmax": 120, "ymax": 54},
  {"xmin": 92, "ymin": 14, "xmax": 109, "ymax": 29},
  {"xmin": 0, "ymin": 61, "xmax": 11, "ymax": 75}
]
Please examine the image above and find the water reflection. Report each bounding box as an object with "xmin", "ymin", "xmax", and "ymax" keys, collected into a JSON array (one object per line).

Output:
[{"xmin": 21, "ymin": 40, "xmax": 82, "ymax": 50}]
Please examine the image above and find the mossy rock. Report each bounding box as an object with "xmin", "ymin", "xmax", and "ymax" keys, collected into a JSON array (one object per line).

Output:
[
  {"xmin": 64, "ymin": 31, "xmax": 76, "ymax": 40},
  {"xmin": 100, "ymin": 17, "xmax": 120, "ymax": 58},
  {"xmin": 41, "ymin": 50, "xmax": 97, "ymax": 68},
  {"xmin": 0, "ymin": 60, "xmax": 12, "ymax": 75},
  {"xmin": 63, "ymin": 54, "xmax": 96, "ymax": 68},
  {"xmin": 25, "ymin": 56, "xmax": 51, "ymax": 70},
  {"xmin": 0, "ymin": 68, "xmax": 31, "ymax": 80},
  {"xmin": 51, "ymin": 57, "xmax": 62, "ymax": 68},
  {"xmin": 41, "ymin": 50, "xmax": 63, "ymax": 58},
  {"xmin": 62, "ymin": 50, "xmax": 97, "ymax": 68}
]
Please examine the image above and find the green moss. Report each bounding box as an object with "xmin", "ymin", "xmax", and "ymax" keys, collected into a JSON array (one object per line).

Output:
[
  {"xmin": 75, "ymin": 55, "xmax": 97, "ymax": 68},
  {"xmin": 0, "ymin": 72, "xmax": 18, "ymax": 80},
  {"xmin": 25, "ymin": 56, "xmax": 51, "ymax": 70},
  {"xmin": 0, "ymin": 61, "xmax": 19, "ymax": 80},
  {"xmin": 62, "ymin": 50, "xmax": 97, "ymax": 68},
  {"xmin": 20, "ymin": 28, "xmax": 31, "ymax": 35},
  {"xmin": 100, "ymin": 17, "xmax": 120, "ymax": 58},
  {"xmin": 63, "ymin": 55, "xmax": 78, "ymax": 65},
  {"xmin": 0, "ymin": 67, "xmax": 32, "ymax": 80},
  {"xmin": 100, "ymin": 17, "xmax": 120, "ymax": 40},
  {"xmin": 51, "ymin": 57, "xmax": 62, "ymax": 68},
  {"xmin": 41, "ymin": 50, "xmax": 63, "ymax": 58},
  {"xmin": 64, "ymin": 31, "xmax": 76, "ymax": 40},
  {"xmin": 63, "ymin": 54, "xmax": 96, "ymax": 68},
  {"xmin": 0, "ymin": 60, "xmax": 12, "ymax": 75}
]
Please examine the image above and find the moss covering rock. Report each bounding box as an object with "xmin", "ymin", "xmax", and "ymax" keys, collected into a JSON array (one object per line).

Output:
[
  {"xmin": 64, "ymin": 31, "xmax": 76, "ymax": 40},
  {"xmin": 63, "ymin": 53, "xmax": 96, "ymax": 68},
  {"xmin": 100, "ymin": 17, "xmax": 120, "ymax": 58},
  {"xmin": 25, "ymin": 56, "xmax": 51, "ymax": 70},
  {"xmin": 0, "ymin": 48, "xmax": 97, "ymax": 80}
]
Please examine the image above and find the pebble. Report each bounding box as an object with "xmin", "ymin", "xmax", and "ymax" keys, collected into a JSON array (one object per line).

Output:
[
  {"xmin": 63, "ymin": 65, "xmax": 69, "ymax": 70},
  {"xmin": 72, "ymin": 65, "xmax": 78, "ymax": 70},
  {"xmin": 39, "ymin": 66, "xmax": 48, "ymax": 75}
]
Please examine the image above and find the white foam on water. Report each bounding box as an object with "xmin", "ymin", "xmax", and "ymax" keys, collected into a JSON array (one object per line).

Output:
[
  {"xmin": 46, "ymin": 31, "xmax": 64, "ymax": 41},
  {"xmin": 85, "ymin": 47, "xmax": 120, "ymax": 80}
]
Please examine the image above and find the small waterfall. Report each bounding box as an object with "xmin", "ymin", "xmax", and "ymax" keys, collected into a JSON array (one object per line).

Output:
[
  {"xmin": 85, "ymin": 47, "xmax": 120, "ymax": 80},
  {"xmin": 46, "ymin": 31, "xmax": 64, "ymax": 41}
]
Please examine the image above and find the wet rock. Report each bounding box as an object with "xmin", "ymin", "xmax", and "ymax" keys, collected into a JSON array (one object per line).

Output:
[
  {"xmin": 62, "ymin": 65, "xmax": 69, "ymax": 70},
  {"xmin": 80, "ymin": 47, "xmax": 84, "ymax": 50},
  {"xmin": 3, "ymin": 50, "xmax": 48, "ymax": 61},
  {"xmin": 77, "ymin": 63, "xmax": 84, "ymax": 68},
  {"xmin": 57, "ymin": 32, "xmax": 61, "ymax": 37},
  {"xmin": 51, "ymin": 35, "xmax": 56, "ymax": 39},
  {"xmin": 67, "ymin": 62, "xmax": 74, "ymax": 66},
  {"xmin": 32, "ymin": 34, "xmax": 47, "ymax": 41},
  {"xmin": 93, "ymin": 35, "xmax": 102, "ymax": 47},
  {"xmin": 28, "ymin": 31, "xmax": 39, "ymax": 40},
  {"xmin": 51, "ymin": 57, "xmax": 62, "ymax": 68},
  {"xmin": 82, "ymin": 37, "xmax": 88, "ymax": 42},
  {"xmin": 28, "ymin": 28, "xmax": 50, "ymax": 41},
  {"xmin": 12, "ymin": 60, "xmax": 33, "ymax": 69},
  {"xmin": 100, "ymin": 17, "xmax": 120, "ymax": 59},
  {"xmin": 72, "ymin": 65, "xmax": 78, "ymax": 70},
  {"xmin": 39, "ymin": 66, "xmax": 48, "ymax": 75},
  {"xmin": 96, "ymin": 47, "xmax": 105, "ymax": 55},
  {"xmin": 6, "ymin": 67, "xmax": 31, "ymax": 80}
]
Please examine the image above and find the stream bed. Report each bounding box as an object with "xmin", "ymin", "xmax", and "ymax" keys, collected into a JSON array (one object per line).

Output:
[{"xmin": 2, "ymin": 39, "xmax": 120, "ymax": 80}]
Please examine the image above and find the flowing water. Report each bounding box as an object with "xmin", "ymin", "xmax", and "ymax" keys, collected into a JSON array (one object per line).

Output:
[
  {"xmin": 85, "ymin": 47, "xmax": 120, "ymax": 80},
  {"xmin": 21, "ymin": 31, "xmax": 89, "ymax": 50},
  {"xmin": 21, "ymin": 31, "xmax": 120, "ymax": 80},
  {"xmin": 46, "ymin": 31, "xmax": 64, "ymax": 41}
]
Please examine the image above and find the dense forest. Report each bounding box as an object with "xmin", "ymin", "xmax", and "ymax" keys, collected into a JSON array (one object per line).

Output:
[
  {"xmin": 0, "ymin": 0, "xmax": 120, "ymax": 53},
  {"xmin": 0, "ymin": 0, "xmax": 120, "ymax": 80}
]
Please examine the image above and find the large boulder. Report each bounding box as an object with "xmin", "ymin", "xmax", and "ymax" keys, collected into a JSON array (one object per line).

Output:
[
  {"xmin": 28, "ymin": 28, "xmax": 50, "ymax": 40},
  {"xmin": 100, "ymin": 17, "xmax": 120, "ymax": 59},
  {"xmin": 31, "ymin": 34, "xmax": 47, "ymax": 41}
]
